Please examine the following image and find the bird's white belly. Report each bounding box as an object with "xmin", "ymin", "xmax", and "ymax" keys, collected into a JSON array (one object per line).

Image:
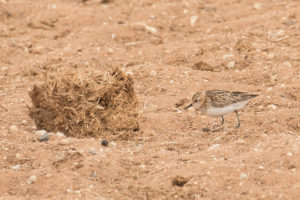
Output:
[{"xmin": 204, "ymin": 100, "xmax": 249, "ymax": 116}]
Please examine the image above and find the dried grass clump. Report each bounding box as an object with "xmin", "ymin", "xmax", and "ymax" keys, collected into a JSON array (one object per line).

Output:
[{"xmin": 28, "ymin": 68, "xmax": 140, "ymax": 139}]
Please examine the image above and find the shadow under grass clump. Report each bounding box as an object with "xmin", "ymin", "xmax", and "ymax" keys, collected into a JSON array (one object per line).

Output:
[{"xmin": 28, "ymin": 68, "xmax": 140, "ymax": 139}]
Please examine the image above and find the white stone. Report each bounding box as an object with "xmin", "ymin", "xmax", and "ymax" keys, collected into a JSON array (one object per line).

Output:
[
  {"xmin": 140, "ymin": 164, "xmax": 146, "ymax": 169},
  {"xmin": 75, "ymin": 190, "xmax": 81, "ymax": 195},
  {"xmin": 267, "ymin": 104, "xmax": 277, "ymax": 110},
  {"xmin": 222, "ymin": 54, "xmax": 234, "ymax": 60},
  {"xmin": 110, "ymin": 142, "xmax": 116, "ymax": 148},
  {"xmin": 125, "ymin": 71, "xmax": 133, "ymax": 76},
  {"xmin": 11, "ymin": 164, "xmax": 20, "ymax": 170},
  {"xmin": 240, "ymin": 173, "xmax": 248, "ymax": 179},
  {"xmin": 1, "ymin": 66, "xmax": 8, "ymax": 71},
  {"xmin": 190, "ymin": 15, "xmax": 198, "ymax": 26},
  {"xmin": 149, "ymin": 70, "xmax": 157, "ymax": 76},
  {"xmin": 287, "ymin": 152, "xmax": 292, "ymax": 157},
  {"xmin": 107, "ymin": 48, "xmax": 114, "ymax": 53},
  {"xmin": 35, "ymin": 130, "xmax": 47, "ymax": 136},
  {"xmin": 258, "ymin": 166, "xmax": 264, "ymax": 170},
  {"xmin": 46, "ymin": 173, "xmax": 52, "ymax": 178},
  {"xmin": 26, "ymin": 175, "xmax": 37, "ymax": 184},
  {"xmin": 227, "ymin": 61, "xmax": 235, "ymax": 68},
  {"xmin": 56, "ymin": 132, "xmax": 65, "ymax": 138},
  {"xmin": 268, "ymin": 53, "xmax": 274, "ymax": 59},
  {"xmin": 89, "ymin": 185, "xmax": 95, "ymax": 189},
  {"xmin": 208, "ymin": 144, "xmax": 220, "ymax": 151},
  {"xmin": 253, "ymin": 3, "xmax": 262, "ymax": 10},
  {"xmin": 9, "ymin": 125, "xmax": 18, "ymax": 133}
]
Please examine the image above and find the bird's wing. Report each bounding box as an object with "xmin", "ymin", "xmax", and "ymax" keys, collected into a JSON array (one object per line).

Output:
[{"xmin": 206, "ymin": 90, "xmax": 258, "ymax": 107}]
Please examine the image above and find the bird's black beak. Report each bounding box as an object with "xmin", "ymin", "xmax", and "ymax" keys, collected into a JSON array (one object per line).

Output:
[{"xmin": 184, "ymin": 103, "xmax": 193, "ymax": 110}]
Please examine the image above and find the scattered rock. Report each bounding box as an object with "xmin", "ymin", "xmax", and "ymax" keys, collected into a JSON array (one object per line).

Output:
[
  {"xmin": 253, "ymin": 3, "xmax": 262, "ymax": 10},
  {"xmin": 172, "ymin": 176, "xmax": 189, "ymax": 187},
  {"xmin": 287, "ymin": 152, "xmax": 292, "ymax": 157},
  {"xmin": 190, "ymin": 15, "xmax": 198, "ymax": 26},
  {"xmin": 101, "ymin": 139, "xmax": 108, "ymax": 146},
  {"xmin": 38, "ymin": 132, "xmax": 49, "ymax": 142},
  {"xmin": 56, "ymin": 132, "xmax": 65, "ymax": 138},
  {"xmin": 267, "ymin": 104, "xmax": 277, "ymax": 110},
  {"xmin": 208, "ymin": 144, "xmax": 220, "ymax": 151},
  {"xmin": 35, "ymin": 130, "xmax": 47, "ymax": 136},
  {"xmin": 149, "ymin": 70, "xmax": 157, "ymax": 76},
  {"xmin": 46, "ymin": 173, "xmax": 52, "ymax": 178},
  {"xmin": 90, "ymin": 170, "xmax": 98, "ymax": 179},
  {"xmin": 75, "ymin": 190, "xmax": 81, "ymax": 195},
  {"xmin": 240, "ymin": 173, "xmax": 248, "ymax": 179},
  {"xmin": 9, "ymin": 125, "xmax": 18, "ymax": 133},
  {"xmin": 110, "ymin": 141, "xmax": 116, "ymax": 147},
  {"xmin": 202, "ymin": 128, "xmax": 210, "ymax": 132},
  {"xmin": 107, "ymin": 48, "xmax": 114, "ymax": 53},
  {"xmin": 89, "ymin": 149, "xmax": 98, "ymax": 155},
  {"xmin": 258, "ymin": 166, "xmax": 265, "ymax": 170},
  {"xmin": 11, "ymin": 164, "xmax": 20, "ymax": 170},
  {"xmin": 26, "ymin": 175, "xmax": 37, "ymax": 184},
  {"xmin": 283, "ymin": 19, "xmax": 295, "ymax": 26},
  {"xmin": 131, "ymin": 22, "xmax": 158, "ymax": 35},
  {"xmin": 227, "ymin": 61, "xmax": 235, "ymax": 69},
  {"xmin": 192, "ymin": 61, "xmax": 215, "ymax": 71}
]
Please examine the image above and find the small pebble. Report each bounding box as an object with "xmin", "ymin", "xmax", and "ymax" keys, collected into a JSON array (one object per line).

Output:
[
  {"xmin": 101, "ymin": 140, "xmax": 108, "ymax": 146},
  {"xmin": 140, "ymin": 164, "xmax": 146, "ymax": 169},
  {"xmin": 258, "ymin": 166, "xmax": 265, "ymax": 170},
  {"xmin": 240, "ymin": 173, "xmax": 248, "ymax": 179},
  {"xmin": 283, "ymin": 19, "xmax": 295, "ymax": 26},
  {"xmin": 75, "ymin": 190, "xmax": 81, "ymax": 195},
  {"xmin": 253, "ymin": 3, "xmax": 262, "ymax": 10},
  {"xmin": 11, "ymin": 164, "xmax": 20, "ymax": 170},
  {"xmin": 287, "ymin": 152, "xmax": 292, "ymax": 157},
  {"xmin": 9, "ymin": 125, "xmax": 18, "ymax": 133},
  {"xmin": 35, "ymin": 130, "xmax": 47, "ymax": 136},
  {"xmin": 267, "ymin": 104, "xmax": 277, "ymax": 110},
  {"xmin": 21, "ymin": 120, "xmax": 27, "ymax": 124},
  {"xmin": 172, "ymin": 176, "xmax": 189, "ymax": 187},
  {"xmin": 149, "ymin": 70, "xmax": 157, "ymax": 76},
  {"xmin": 46, "ymin": 173, "xmax": 52, "ymax": 178},
  {"xmin": 39, "ymin": 132, "xmax": 49, "ymax": 142},
  {"xmin": 110, "ymin": 141, "xmax": 116, "ymax": 147},
  {"xmin": 107, "ymin": 48, "xmax": 114, "ymax": 53},
  {"xmin": 90, "ymin": 170, "xmax": 98, "ymax": 179},
  {"xmin": 190, "ymin": 15, "xmax": 198, "ymax": 26},
  {"xmin": 227, "ymin": 61, "xmax": 235, "ymax": 69},
  {"xmin": 89, "ymin": 149, "xmax": 98, "ymax": 155},
  {"xmin": 26, "ymin": 175, "xmax": 37, "ymax": 184},
  {"xmin": 56, "ymin": 132, "xmax": 65, "ymax": 138}
]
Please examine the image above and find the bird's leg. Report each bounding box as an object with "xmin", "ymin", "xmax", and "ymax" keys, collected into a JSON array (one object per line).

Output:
[
  {"xmin": 235, "ymin": 110, "xmax": 240, "ymax": 128},
  {"xmin": 221, "ymin": 116, "xmax": 224, "ymax": 125}
]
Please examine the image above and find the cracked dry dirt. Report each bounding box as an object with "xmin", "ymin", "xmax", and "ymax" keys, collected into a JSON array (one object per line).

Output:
[{"xmin": 0, "ymin": 0, "xmax": 300, "ymax": 199}]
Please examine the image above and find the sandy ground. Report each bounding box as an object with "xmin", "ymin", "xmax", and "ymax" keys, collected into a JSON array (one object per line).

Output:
[{"xmin": 1, "ymin": 0, "xmax": 300, "ymax": 199}]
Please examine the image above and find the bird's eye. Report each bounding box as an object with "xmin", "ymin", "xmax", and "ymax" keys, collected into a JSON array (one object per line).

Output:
[{"xmin": 194, "ymin": 99, "xmax": 198, "ymax": 102}]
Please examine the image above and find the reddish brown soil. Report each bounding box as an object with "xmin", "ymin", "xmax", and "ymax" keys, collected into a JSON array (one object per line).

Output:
[{"xmin": 1, "ymin": 0, "xmax": 300, "ymax": 199}]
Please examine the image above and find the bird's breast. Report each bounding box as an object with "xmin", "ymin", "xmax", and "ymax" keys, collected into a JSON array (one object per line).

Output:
[{"xmin": 204, "ymin": 100, "xmax": 249, "ymax": 116}]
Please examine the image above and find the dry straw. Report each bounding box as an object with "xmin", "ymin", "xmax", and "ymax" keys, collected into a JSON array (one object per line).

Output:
[{"xmin": 28, "ymin": 67, "xmax": 140, "ymax": 139}]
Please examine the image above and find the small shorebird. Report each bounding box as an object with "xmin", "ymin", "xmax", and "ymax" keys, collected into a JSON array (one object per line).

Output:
[{"xmin": 184, "ymin": 90, "xmax": 258, "ymax": 128}]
